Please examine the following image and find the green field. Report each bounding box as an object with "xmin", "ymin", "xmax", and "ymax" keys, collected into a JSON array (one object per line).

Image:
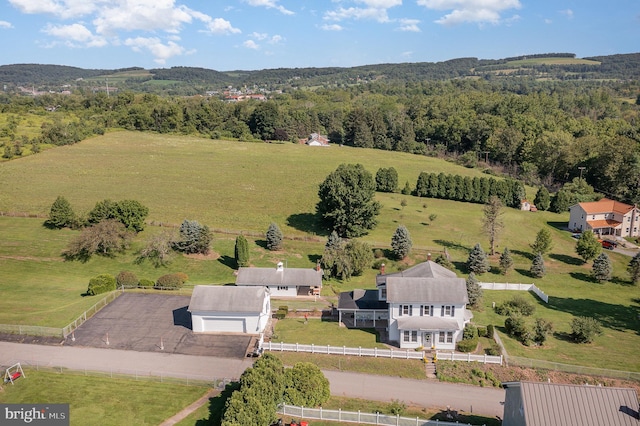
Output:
[
  {"xmin": 0, "ymin": 131, "xmax": 639, "ymax": 373},
  {"xmin": 0, "ymin": 370, "xmax": 209, "ymax": 426}
]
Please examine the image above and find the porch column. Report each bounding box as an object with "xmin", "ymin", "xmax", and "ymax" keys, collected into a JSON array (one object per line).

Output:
[{"xmin": 339, "ymin": 310, "xmax": 342, "ymax": 324}]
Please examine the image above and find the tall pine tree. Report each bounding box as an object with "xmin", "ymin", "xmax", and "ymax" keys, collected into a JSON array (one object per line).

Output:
[
  {"xmin": 499, "ymin": 247, "xmax": 514, "ymax": 275},
  {"xmin": 466, "ymin": 272, "xmax": 483, "ymax": 307},
  {"xmin": 235, "ymin": 235, "xmax": 250, "ymax": 267},
  {"xmin": 391, "ymin": 225, "xmax": 412, "ymax": 259},
  {"xmin": 592, "ymin": 252, "xmax": 612, "ymax": 282},
  {"xmin": 530, "ymin": 253, "xmax": 546, "ymax": 278},
  {"xmin": 467, "ymin": 243, "xmax": 490, "ymax": 274}
]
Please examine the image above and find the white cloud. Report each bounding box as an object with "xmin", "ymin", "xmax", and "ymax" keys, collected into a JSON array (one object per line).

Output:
[
  {"xmin": 325, "ymin": 7, "xmax": 391, "ymax": 23},
  {"xmin": 251, "ymin": 32, "xmax": 269, "ymax": 40},
  {"xmin": 243, "ymin": 39, "xmax": 259, "ymax": 49},
  {"xmin": 124, "ymin": 36, "xmax": 185, "ymax": 64},
  {"xmin": 8, "ymin": 0, "xmax": 94, "ymax": 18},
  {"xmin": 356, "ymin": 0, "xmax": 402, "ymax": 7},
  {"xmin": 93, "ymin": 1, "xmax": 196, "ymax": 36},
  {"xmin": 203, "ymin": 17, "xmax": 241, "ymax": 35},
  {"xmin": 397, "ymin": 18, "xmax": 421, "ymax": 32},
  {"xmin": 417, "ymin": 0, "xmax": 521, "ymax": 26},
  {"xmin": 401, "ymin": 51, "xmax": 413, "ymax": 58},
  {"xmin": 0, "ymin": 20, "xmax": 13, "ymax": 29},
  {"xmin": 244, "ymin": 0, "xmax": 294, "ymax": 15},
  {"xmin": 269, "ymin": 34, "xmax": 283, "ymax": 44},
  {"xmin": 43, "ymin": 23, "xmax": 107, "ymax": 47},
  {"xmin": 321, "ymin": 23, "xmax": 343, "ymax": 31},
  {"xmin": 559, "ymin": 9, "xmax": 574, "ymax": 19}
]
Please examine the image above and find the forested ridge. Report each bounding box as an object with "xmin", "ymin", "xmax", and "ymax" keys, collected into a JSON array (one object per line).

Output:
[{"xmin": 1, "ymin": 52, "xmax": 639, "ymax": 206}]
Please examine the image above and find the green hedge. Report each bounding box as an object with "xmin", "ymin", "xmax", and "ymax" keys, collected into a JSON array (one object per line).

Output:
[
  {"xmin": 456, "ymin": 337, "xmax": 478, "ymax": 353},
  {"xmin": 139, "ymin": 278, "xmax": 154, "ymax": 288},
  {"xmin": 87, "ymin": 274, "xmax": 116, "ymax": 296},
  {"xmin": 155, "ymin": 273, "xmax": 188, "ymax": 289}
]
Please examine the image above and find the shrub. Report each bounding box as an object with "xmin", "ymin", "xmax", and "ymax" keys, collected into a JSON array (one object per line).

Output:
[
  {"xmin": 373, "ymin": 249, "xmax": 385, "ymax": 259},
  {"xmin": 571, "ymin": 316, "xmax": 603, "ymax": 343},
  {"xmin": 477, "ymin": 326, "xmax": 488, "ymax": 338},
  {"xmin": 388, "ymin": 399, "xmax": 406, "ymax": 416},
  {"xmin": 116, "ymin": 270, "xmax": 139, "ymax": 288},
  {"xmin": 274, "ymin": 310, "xmax": 287, "ymax": 320},
  {"xmin": 155, "ymin": 273, "xmax": 188, "ymax": 289},
  {"xmin": 456, "ymin": 338, "xmax": 478, "ymax": 353},
  {"xmin": 505, "ymin": 314, "xmax": 531, "ymax": 345},
  {"xmin": 86, "ymin": 274, "xmax": 116, "ymax": 296},
  {"xmin": 495, "ymin": 295, "xmax": 535, "ymax": 316},
  {"xmin": 463, "ymin": 324, "xmax": 478, "ymax": 340},
  {"xmin": 486, "ymin": 324, "xmax": 495, "ymax": 339},
  {"xmin": 139, "ymin": 278, "xmax": 154, "ymax": 288},
  {"xmin": 485, "ymin": 343, "xmax": 501, "ymax": 356},
  {"xmin": 278, "ymin": 306, "xmax": 289, "ymax": 314}
]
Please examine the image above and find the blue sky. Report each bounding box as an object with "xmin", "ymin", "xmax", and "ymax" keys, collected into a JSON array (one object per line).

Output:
[{"xmin": 1, "ymin": 0, "xmax": 638, "ymax": 71}]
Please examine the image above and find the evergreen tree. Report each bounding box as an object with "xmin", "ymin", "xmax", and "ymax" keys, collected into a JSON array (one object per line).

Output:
[
  {"xmin": 317, "ymin": 163, "xmax": 380, "ymax": 238},
  {"xmin": 391, "ymin": 225, "xmax": 412, "ymax": 259},
  {"xmin": 534, "ymin": 186, "xmax": 551, "ymax": 211},
  {"xmin": 576, "ymin": 230, "xmax": 601, "ymax": 263},
  {"xmin": 414, "ymin": 172, "xmax": 429, "ymax": 197},
  {"xmin": 235, "ymin": 235, "xmax": 250, "ymax": 267},
  {"xmin": 375, "ymin": 167, "xmax": 398, "ymax": 193},
  {"xmin": 592, "ymin": 252, "xmax": 613, "ymax": 282},
  {"xmin": 87, "ymin": 199, "xmax": 119, "ymax": 224},
  {"xmin": 401, "ymin": 180, "xmax": 412, "ymax": 195},
  {"xmin": 466, "ymin": 272, "xmax": 483, "ymax": 307},
  {"xmin": 265, "ymin": 222, "xmax": 283, "ymax": 251},
  {"xmin": 530, "ymin": 253, "xmax": 546, "ymax": 278},
  {"xmin": 173, "ymin": 219, "xmax": 212, "ymax": 255},
  {"xmin": 627, "ymin": 252, "xmax": 640, "ymax": 285},
  {"xmin": 532, "ymin": 318, "xmax": 553, "ymax": 345},
  {"xmin": 45, "ymin": 195, "xmax": 76, "ymax": 229},
  {"xmin": 499, "ymin": 247, "xmax": 514, "ymax": 275},
  {"xmin": 467, "ymin": 243, "xmax": 490, "ymax": 274},
  {"xmin": 530, "ymin": 228, "xmax": 553, "ymax": 255}
]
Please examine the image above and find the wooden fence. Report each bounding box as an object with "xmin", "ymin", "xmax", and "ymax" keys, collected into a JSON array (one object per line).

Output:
[
  {"xmin": 435, "ymin": 351, "xmax": 503, "ymax": 365},
  {"xmin": 279, "ymin": 404, "xmax": 483, "ymax": 426}
]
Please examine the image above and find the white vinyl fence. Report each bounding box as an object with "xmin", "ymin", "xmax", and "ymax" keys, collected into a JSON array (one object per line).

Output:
[
  {"xmin": 265, "ymin": 342, "xmax": 424, "ymax": 360},
  {"xmin": 479, "ymin": 282, "xmax": 548, "ymax": 303},
  {"xmin": 435, "ymin": 351, "xmax": 502, "ymax": 365},
  {"xmin": 279, "ymin": 404, "xmax": 485, "ymax": 426}
]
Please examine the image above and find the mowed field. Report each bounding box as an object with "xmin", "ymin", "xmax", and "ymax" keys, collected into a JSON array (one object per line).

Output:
[{"xmin": 0, "ymin": 130, "xmax": 639, "ymax": 371}]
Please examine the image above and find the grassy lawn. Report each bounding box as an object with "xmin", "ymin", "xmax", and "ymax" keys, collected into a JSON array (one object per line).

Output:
[
  {"xmin": 0, "ymin": 131, "xmax": 638, "ymax": 373},
  {"xmin": 0, "ymin": 370, "xmax": 210, "ymax": 426},
  {"xmin": 272, "ymin": 318, "xmax": 388, "ymax": 348}
]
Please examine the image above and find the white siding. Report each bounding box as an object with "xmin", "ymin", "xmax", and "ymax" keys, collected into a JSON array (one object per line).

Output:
[
  {"xmin": 191, "ymin": 311, "xmax": 262, "ymax": 334},
  {"xmin": 266, "ymin": 285, "xmax": 298, "ymax": 297}
]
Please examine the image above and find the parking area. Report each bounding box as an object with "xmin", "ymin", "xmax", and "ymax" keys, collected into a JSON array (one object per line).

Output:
[{"xmin": 64, "ymin": 293, "xmax": 253, "ymax": 359}]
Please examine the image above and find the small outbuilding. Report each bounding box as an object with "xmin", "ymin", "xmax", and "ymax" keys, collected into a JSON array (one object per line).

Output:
[
  {"xmin": 502, "ymin": 381, "xmax": 640, "ymax": 426},
  {"xmin": 188, "ymin": 285, "xmax": 271, "ymax": 334},
  {"xmin": 235, "ymin": 262, "xmax": 322, "ymax": 297}
]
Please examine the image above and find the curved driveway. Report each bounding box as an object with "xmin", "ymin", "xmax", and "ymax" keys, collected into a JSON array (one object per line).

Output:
[{"xmin": 0, "ymin": 341, "xmax": 504, "ymax": 418}]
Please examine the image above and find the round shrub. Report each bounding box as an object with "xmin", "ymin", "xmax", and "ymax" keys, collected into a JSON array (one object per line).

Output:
[
  {"xmin": 155, "ymin": 273, "xmax": 188, "ymax": 289},
  {"xmin": 116, "ymin": 270, "xmax": 139, "ymax": 288},
  {"xmin": 139, "ymin": 278, "xmax": 154, "ymax": 288},
  {"xmin": 87, "ymin": 274, "xmax": 116, "ymax": 296},
  {"xmin": 456, "ymin": 338, "xmax": 478, "ymax": 353},
  {"xmin": 487, "ymin": 324, "xmax": 495, "ymax": 339}
]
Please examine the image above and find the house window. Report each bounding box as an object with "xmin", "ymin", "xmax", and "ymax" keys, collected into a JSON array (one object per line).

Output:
[
  {"xmin": 400, "ymin": 305, "xmax": 413, "ymax": 316},
  {"xmin": 277, "ymin": 286, "xmax": 289, "ymax": 291},
  {"xmin": 446, "ymin": 332, "xmax": 453, "ymax": 343},
  {"xmin": 441, "ymin": 306, "xmax": 455, "ymax": 317},
  {"xmin": 438, "ymin": 333, "xmax": 445, "ymax": 343},
  {"xmin": 380, "ymin": 288, "xmax": 387, "ymax": 299},
  {"xmin": 592, "ymin": 215, "xmax": 596, "ymax": 220},
  {"xmin": 421, "ymin": 305, "xmax": 433, "ymax": 316},
  {"xmin": 403, "ymin": 330, "xmax": 417, "ymax": 342}
]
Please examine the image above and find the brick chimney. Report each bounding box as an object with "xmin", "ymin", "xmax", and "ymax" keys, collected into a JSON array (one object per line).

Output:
[
  {"xmin": 427, "ymin": 253, "xmax": 431, "ymax": 261},
  {"xmin": 380, "ymin": 263, "xmax": 385, "ymax": 275}
]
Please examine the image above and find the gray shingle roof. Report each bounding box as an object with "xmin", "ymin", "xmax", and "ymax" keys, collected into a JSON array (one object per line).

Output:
[
  {"xmin": 376, "ymin": 260, "xmax": 456, "ymax": 286},
  {"xmin": 236, "ymin": 266, "xmax": 322, "ymax": 287},
  {"xmin": 338, "ymin": 289, "xmax": 388, "ymax": 310},
  {"xmin": 386, "ymin": 277, "xmax": 468, "ymax": 304},
  {"xmin": 503, "ymin": 381, "xmax": 640, "ymax": 426},
  {"xmin": 188, "ymin": 285, "xmax": 268, "ymax": 313}
]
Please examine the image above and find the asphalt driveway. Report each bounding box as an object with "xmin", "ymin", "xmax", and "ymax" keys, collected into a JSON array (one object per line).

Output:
[{"xmin": 64, "ymin": 293, "xmax": 252, "ymax": 358}]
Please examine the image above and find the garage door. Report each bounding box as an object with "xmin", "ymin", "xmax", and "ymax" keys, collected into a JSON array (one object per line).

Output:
[{"xmin": 202, "ymin": 317, "xmax": 245, "ymax": 333}]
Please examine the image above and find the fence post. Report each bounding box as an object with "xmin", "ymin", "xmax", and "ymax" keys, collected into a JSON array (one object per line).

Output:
[
  {"xmin": 338, "ymin": 408, "xmax": 341, "ymax": 421},
  {"xmin": 343, "ymin": 345, "xmax": 346, "ymax": 355},
  {"xmin": 390, "ymin": 349, "xmax": 393, "ymax": 359},
  {"xmin": 311, "ymin": 343, "xmax": 314, "ymax": 354},
  {"xmin": 327, "ymin": 344, "xmax": 330, "ymax": 354},
  {"xmin": 359, "ymin": 346, "xmax": 362, "ymax": 356},
  {"xmin": 320, "ymin": 406, "xmax": 322, "ymax": 420},
  {"xmin": 374, "ymin": 347, "xmax": 377, "ymax": 357}
]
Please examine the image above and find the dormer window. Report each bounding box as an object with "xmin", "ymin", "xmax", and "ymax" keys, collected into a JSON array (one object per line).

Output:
[{"xmin": 400, "ymin": 305, "xmax": 412, "ymax": 316}]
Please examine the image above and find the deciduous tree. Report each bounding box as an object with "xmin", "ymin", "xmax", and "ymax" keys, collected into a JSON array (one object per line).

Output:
[
  {"xmin": 530, "ymin": 228, "xmax": 553, "ymax": 255},
  {"xmin": 627, "ymin": 252, "xmax": 640, "ymax": 285},
  {"xmin": 317, "ymin": 163, "xmax": 380, "ymax": 238},
  {"xmin": 576, "ymin": 230, "xmax": 601, "ymax": 263},
  {"xmin": 64, "ymin": 219, "xmax": 133, "ymax": 260}
]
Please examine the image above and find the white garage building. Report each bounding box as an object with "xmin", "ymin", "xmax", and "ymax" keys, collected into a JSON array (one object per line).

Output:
[{"xmin": 188, "ymin": 285, "xmax": 271, "ymax": 334}]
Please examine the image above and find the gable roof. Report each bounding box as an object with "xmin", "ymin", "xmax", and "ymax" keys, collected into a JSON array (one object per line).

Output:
[
  {"xmin": 338, "ymin": 289, "xmax": 388, "ymax": 311},
  {"xmin": 376, "ymin": 260, "xmax": 456, "ymax": 286},
  {"xmin": 236, "ymin": 266, "xmax": 322, "ymax": 287},
  {"xmin": 503, "ymin": 381, "xmax": 640, "ymax": 426},
  {"xmin": 188, "ymin": 285, "xmax": 268, "ymax": 313},
  {"xmin": 574, "ymin": 198, "xmax": 635, "ymax": 215},
  {"xmin": 386, "ymin": 276, "xmax": 468, "ymax": 304}
]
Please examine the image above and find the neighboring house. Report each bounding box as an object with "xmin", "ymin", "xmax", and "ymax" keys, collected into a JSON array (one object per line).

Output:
[
  {"xmin": 301, "ymin": 133, "xmax": 330, "ymax": 146},
  {"xmin": 520, "ymin": 200, "xmax": 537, "ymax": 212},
  {"xmin": 569, "ymin": 198, "xmax": 640, "ymax": 237},
  {"xmin": 502, "ymin": 381, "xmax": 640, "ymax": 426},
  {"xmin": 188, "ymin": 285, "xmax": 271, "ymax": 334},
  {"xmin": 338, "ymin": 261, "xmax": 472, "ymax": 350},
  {"xmin": 235, "ymin": 262, "xmax": 322, "ymax": 297}
]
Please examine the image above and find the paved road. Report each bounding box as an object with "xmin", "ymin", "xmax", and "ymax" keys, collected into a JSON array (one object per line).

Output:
[{"xmin": 0, "ymin": 341, "xmax": 505, "ymax": 418}]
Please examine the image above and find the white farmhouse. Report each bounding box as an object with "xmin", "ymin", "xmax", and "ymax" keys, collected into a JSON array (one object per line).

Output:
[
  {"xmin": 235, "ymin": 262, "xmax": 322, "ymax": 297},
  {"xmin": 338, "ymin": 261, "xmax": 472, "ymax": 350},
  {"xmin": 188, "ymin": 285, "xmax": 271, "ymax": 334}
]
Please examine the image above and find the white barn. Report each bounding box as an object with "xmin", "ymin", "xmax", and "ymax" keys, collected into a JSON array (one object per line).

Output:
[
  {"xmin": 188, "ymin": 285, "xmax": 271, "ymax": 334},
  {"xmin": 235, "ymin": 262, "xmax": 322, "ymax": 297}
]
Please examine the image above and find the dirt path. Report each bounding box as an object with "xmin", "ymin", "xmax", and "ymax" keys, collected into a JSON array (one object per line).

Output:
[{"xmin": 159, "ymin": 388, "xmax": 219, "ymax": 426}]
